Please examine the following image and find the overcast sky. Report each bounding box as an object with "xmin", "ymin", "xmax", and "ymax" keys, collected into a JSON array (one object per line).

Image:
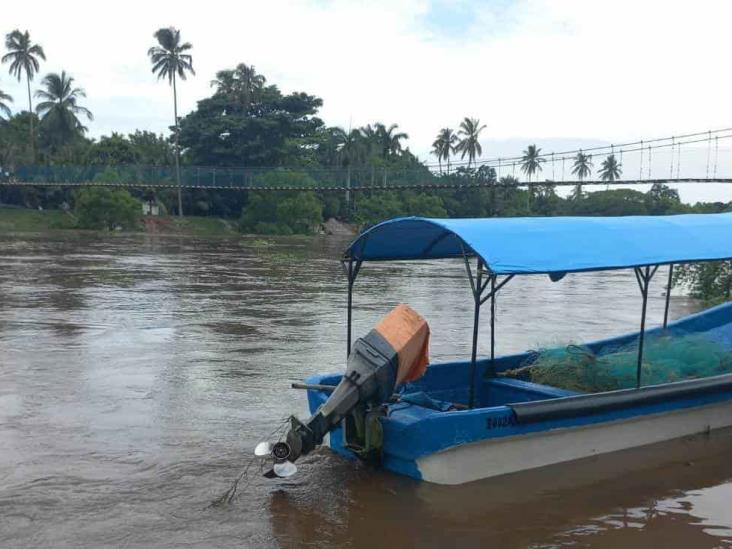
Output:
[{"xmin": 4, "ymin": 0, "xmax": 732, "ymax": 201}]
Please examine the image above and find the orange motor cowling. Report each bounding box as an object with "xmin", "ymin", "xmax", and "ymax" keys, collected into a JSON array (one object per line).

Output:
[{"xmin": 375, "ymin": 303, "xmax": 430, "ymax": 385}]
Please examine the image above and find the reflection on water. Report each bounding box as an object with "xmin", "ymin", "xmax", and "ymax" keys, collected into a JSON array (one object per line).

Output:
[{"xmin": 1, "ymin": 233, "xmax": 731, "ymax": 548}]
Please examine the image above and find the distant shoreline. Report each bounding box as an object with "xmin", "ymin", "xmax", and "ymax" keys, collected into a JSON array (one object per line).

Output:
[{"xmin": 0, "ymin": 206, "xmax": 356, "ymax": 238}]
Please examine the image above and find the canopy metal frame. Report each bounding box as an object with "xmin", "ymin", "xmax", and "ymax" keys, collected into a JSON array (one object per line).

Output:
[
  {"xmin": 342, "ymin": 253, "xmax": 682, "ymax": 406},
  {"xmin": 461, "ymin": 247, "xmax": 514, "ymax": 408},
  {"xmin": 340, "ymin": 213, "xmax": 732, "ymax": 409},
  {"xmin": 342, "ymin": 258, "xmax": 362, "ymax": 357},
  {"xmin": 634, "ymin": 265, "xmax": 660, "ymax": 388}
]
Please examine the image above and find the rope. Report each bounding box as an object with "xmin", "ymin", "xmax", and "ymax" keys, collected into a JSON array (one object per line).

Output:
[{"xmin": 208, "ymin": 417, "xmax": 291, "ymax": 507}]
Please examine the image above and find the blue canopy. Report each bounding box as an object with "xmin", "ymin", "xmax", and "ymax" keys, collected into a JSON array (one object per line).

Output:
[{"xmin": 344, "ymin": 213, "xmax": 732, "ymax": 275}]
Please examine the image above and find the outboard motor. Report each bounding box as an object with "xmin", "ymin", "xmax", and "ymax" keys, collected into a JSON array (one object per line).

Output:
[{"xmin": 255, "ymin": 304, "xmax": 430, "ymax": 478}]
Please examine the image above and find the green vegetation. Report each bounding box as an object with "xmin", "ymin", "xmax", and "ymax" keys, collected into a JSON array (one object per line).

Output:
[
  {"xmin": 0, "ymin": 26, "xmax": 731, "ymax": 295},
  {"xmin": 675, "ymin": 261, "xmax": 732, "ymax": 304},
  {"xmin": 74, "ymin": 188, "xmax": 140, "ymax": 230},
  {"xmin": 0, "ymin": 206, "xmax": 241, "ymax": 237},
  {"xmin": 2, "ymin": 29, "xmax": 45, "ymax": 159},
  {"xmin": 35, "ymin": 71, "xmax": 92, "ymax": 152},
  {"xmin": 0, "ymin": 206, "xmax": 75, "ymax": 232},
  {"xmin": 148, "ymin": 27, "xmax": 194, "ymax": 216}
]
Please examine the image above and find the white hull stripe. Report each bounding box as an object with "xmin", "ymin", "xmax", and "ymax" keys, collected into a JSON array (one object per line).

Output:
[{"xmin": 416, "ymin": 400, "xmax": 732, "ymax": 485}]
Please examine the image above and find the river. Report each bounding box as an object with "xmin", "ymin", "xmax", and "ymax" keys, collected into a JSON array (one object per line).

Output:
[{"xmin": 1, "ymin": 233, "xmax": 732, "ymax": 548}]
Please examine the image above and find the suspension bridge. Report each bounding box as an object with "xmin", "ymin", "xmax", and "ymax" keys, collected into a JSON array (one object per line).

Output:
[{"xmin": 2, "ymin": 127, "xmax": 732, "ymax": 192}]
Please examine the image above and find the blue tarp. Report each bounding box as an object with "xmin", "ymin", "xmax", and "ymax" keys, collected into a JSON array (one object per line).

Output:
[{"xmin": 344, "ymin": 213, "xmax": 732, "ymax": 275}]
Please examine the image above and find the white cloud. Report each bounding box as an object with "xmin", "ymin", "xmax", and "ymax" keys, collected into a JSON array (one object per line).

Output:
[{"xmin": 3, "ymin": 0, "xmax": 732, "ymax": 175}]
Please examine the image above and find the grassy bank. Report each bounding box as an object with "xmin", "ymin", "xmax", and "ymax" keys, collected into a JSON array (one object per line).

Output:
[{"xmin": 0, "ymin": 207, "xmax": 239, "ymax": 237}]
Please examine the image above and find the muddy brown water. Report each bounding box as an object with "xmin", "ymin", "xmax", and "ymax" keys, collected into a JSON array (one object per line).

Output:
[{"xmin": 1, "ymin": 233, "xmax": 732, "ymax": 548}]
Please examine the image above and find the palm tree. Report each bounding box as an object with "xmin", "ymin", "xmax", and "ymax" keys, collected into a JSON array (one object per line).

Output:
[
  {"xmin": 520, "ymin": 144, "xmax": 545, "ymax": 182},
  {"xmin": 210, "ymin": 63, "xmax": 265, "ymax": 106},
  {"xmin": 148, "ymin": 27, "xmax": 194, "ymax": 217},
  {"xmin": 374, "ymin": 123, "xmax": 408, "ymax": 159},
  {"xmin": 571, "ymin": 151, "xmax": 593, "ymax": 198},
  {"xmin": 0, "ymin": 87, "xmax": 12, "ymax": 118},
  {"xmin": 431, "ymin": 139, "xmax": 443, "ymax": 173},
  {"xmin": 35, "ymin": 71, "xmax": 93, "ymax": 145},
  {"xmin": 599, "ymin": 154, "xmax": 622, "ymax": 189},
  {"xmin": 431, "ymin": 128, "xmax": 458, "ymax": 174},
  {"xmin": 2, "ymin": 30, "xmax": 45, "ymax": 159},
  {"xmin": 455, "ymin": 117, "xmax": 486, "ymax": 168},
  {"xmin": 333, "ymin": 127, "xmax": 364, "ymax": 207}
]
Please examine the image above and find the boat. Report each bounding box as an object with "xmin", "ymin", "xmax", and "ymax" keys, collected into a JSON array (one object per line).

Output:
[{"xmin": 256, "ymin": 213, "xmax": 732, "ymax": 485}]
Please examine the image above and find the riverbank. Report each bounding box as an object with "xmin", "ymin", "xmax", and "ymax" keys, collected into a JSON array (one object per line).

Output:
[
  {"xmin": 0, "ymin": 206, "xmax": 357, "ymax": 237},
  {"xmin": 0, "ymin": 206, "xmax": 240, "ymax": 237}
]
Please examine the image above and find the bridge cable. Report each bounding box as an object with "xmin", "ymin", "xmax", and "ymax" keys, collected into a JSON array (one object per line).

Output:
[
  {"xmin": 647, "ymin": 145, "xmax": 652, "ymax": 180},
  {"xmin": 424, "ymin": 126, "xmax": 732, "ymax": 169},
  {"xmin": 639, "ymin": 140, "xmax": 644, "ymax": 180},
  {"xmin": 714, "ymin": 136, "xmax": 719, "ymax": 179},
  {"xmin": 552, "ymin": 152, "xmax": 555, "ymax": 180},
  {"xmin": 669, "ymin": 137, "xmax": 675, "ymax": 179},
  {"xmin": 706, "ymin": 130, "xmax": 712, "ymax": 179}
]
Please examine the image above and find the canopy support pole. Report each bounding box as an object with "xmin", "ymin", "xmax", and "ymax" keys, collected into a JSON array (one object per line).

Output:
[
  {"xmin": 663, "ymin": 263, "xmax": 674, "ymax": 329},
  {"xmin": 344, "ymin": 259, "xmax": 362, "ymax": 358},
  {"xmin": 634, "ymin": 265, "xmax": 659, "ymax": 388},
  {"xmin": 468, "ymin": 257, "xmax": 484, "ymax": 409},
  {"xmin": 490, "ymin": 275, "xmax": 497, "ymax": 376},
  {"xmin": 462, "ymin": 247, "xmax": 513, "ymax": 408}
]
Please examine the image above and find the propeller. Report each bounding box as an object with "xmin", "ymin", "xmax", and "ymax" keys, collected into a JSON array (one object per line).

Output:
[
  {"xmin": 273, "ymin": 461, "xmax": 298, "ymax": 478},
  {"xmin": 254, "ymin": 441, "xmax": 272, "ymax": 457},
  {"xmin": 254, "ymin": 440, "xmax": 298, "ymax": 479}
]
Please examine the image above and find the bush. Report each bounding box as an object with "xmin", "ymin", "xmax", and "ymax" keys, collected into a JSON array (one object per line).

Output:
[
  {"xmin": 675, "ymin": 261, "xmax": 732, "ymax": 304},
  {"xmin": 240, "ymin": 190, "xmax": 323, "ymax": 235},
  {"xmin": 571, "ymin": 189, "xmax": 648, "ymax": 216},
  {"xmin": 74, "ymin": 187, "xmax": 141, "ymax": 230}
]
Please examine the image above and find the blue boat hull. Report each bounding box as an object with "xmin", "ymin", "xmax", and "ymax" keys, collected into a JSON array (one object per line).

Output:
[{"xmin": 306, "ymin": 301, "xmax": 732, "ymax": 484}]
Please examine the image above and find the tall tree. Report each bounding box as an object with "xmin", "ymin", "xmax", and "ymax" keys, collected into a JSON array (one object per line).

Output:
[
  {"xmin": 520, "ymin": 144, "xmax": 545, "ymax": 182},
  {"xmin": 599, "ymin": 154, "xmax": 622, "ymax": 188},
  {"xmin": 148, "ymin": 27, "xmax": 194, "ymax": 216},
  {"xmin": 571, "ymin": 151, "xmax": 593, "ymax": 198},
  {"xmin": 455, "ymin": 117, "xmax": 486, "ymax": 168},
  {"xmin": 210, "ymin": 62, "xmax": 265, "ymax": 106},
  {"xmin": 334, "ymin": 127, "xmax": 364, "ymax": 167},
  {"xmin": 178, "ymin": 70, "xmax": 323, "ymax": 167},
  {"xmin": 374, "ymin": 123, "xmax": 408, "ymax": 159},
  {"xmin": 432, "ymin": 128, "xmax": 458, "ymax": 174},
  {"xmin": 0, "ymin": 87, "xmax": 12, "ymax": 118},
  {"xmin": 2, "ymin": 30, "xmax": 45, "ymax": 160},
  {"xmin": 431, "ymin": 140, "xmax": 443, "ymax": 173},
  {"xmin": 333, "ymin": 127, "xmax": 363, "ymax": 207},
  {"xmin": 35, "ymin": 71, "xmax": 93, "ymax": 146}
]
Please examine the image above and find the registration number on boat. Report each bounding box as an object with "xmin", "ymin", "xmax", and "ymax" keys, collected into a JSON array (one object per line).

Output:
[{"xmin": 486, "ymin": 415, "xmax": 515, "ymax": 429}]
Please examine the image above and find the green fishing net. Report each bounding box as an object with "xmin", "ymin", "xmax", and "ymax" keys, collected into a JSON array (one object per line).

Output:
[{"xmin": 500, "ymin": 333, "xmax": 732, "ymax": 393}]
